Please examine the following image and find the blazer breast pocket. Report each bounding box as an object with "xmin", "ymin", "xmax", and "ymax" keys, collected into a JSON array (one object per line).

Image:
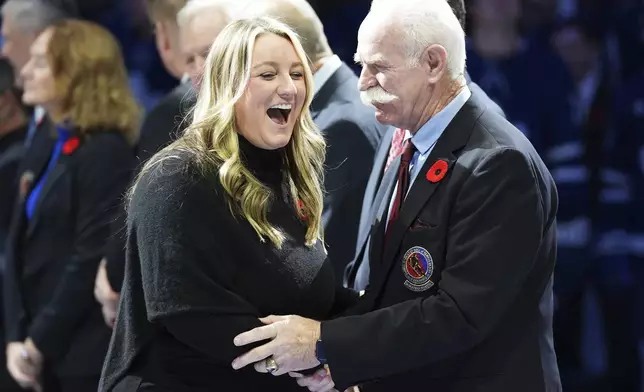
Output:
[
  {"xmin": 402, "ymin": 224, "xmax": 444, "ymax": 253},
  {"xmin": 409, "ymin": 218, "xmax": 437, "ymax": 231}
]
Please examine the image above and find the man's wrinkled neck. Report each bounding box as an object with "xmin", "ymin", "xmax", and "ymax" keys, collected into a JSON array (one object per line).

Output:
[{"xmin": 409, "ymin": 76, "xmax": 466, "ymax": 134}]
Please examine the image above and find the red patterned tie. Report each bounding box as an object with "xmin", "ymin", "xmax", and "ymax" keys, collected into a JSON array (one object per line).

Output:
[
  {"xmin": 384, "ymin": 128, "xmax": 406, "ymax": 173},
  {"xmin": 385, "ymin": 139, "xmax": 416, "ymax": 241}
]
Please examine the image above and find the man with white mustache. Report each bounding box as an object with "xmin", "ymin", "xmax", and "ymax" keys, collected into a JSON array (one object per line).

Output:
[
  {"xmin": 345, "ymin": 0, "xmax": 505, "ymax": 292},
  {"xmin": 360, "ymin": 86, "xmax": 397, "ymax": 106}
]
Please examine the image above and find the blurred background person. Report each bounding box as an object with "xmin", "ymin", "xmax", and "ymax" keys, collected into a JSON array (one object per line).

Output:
[
  {"xmin": 94, "ymin": 0, "xmax": 193, "ymax": 329},
  {"xmin": 551, "ymin": 14, "xmax": 641, "ymax": 392},
  {"xmin": 135, "ymin": 0, "xmax": 193, "ymax": 163},
  {"xmin": 143, "ymin": 0, "xmax": 184, "ymax": 82},
  {"xmin": 234, "ymin": 0, "xmax": 387, "ymax": 278},
  {"xmin": 609, "ymin": 64, "xmax": 644, "ymax": 392},
  {"xmin": 0, "ymin": 0, "xmax": 65, "ymax": 88},
  {"xmin": 0, "ymin": 59, "xmax": 26, "ymax": 278},
  {"xmin": 177, "ymin": 0, "xmax": 230, "ymax": 91},
  {"xmin": 0, "ymin": 58, "xmax": 27, "ymax": 392},
  {"xmin": 0, "ymin": 1, "xmax": 64, "ymax": 215},
  {"xmin": 465, "ymin": 0, "xmax": 575, "ymax": 155},
  {"xmin": 3, "ymin": 19, "xmax": 138, "ymax": 392},
  {"xmin": 94, "ymin": 0, "xmax": 231, "ymax": 329},
  {"xmin": 1, "ymin": 0, "xmax": 66, "ymax": 155},
  {"xmin": 0, "ymin": 2, "xmax": 65, "ymax": 389}
]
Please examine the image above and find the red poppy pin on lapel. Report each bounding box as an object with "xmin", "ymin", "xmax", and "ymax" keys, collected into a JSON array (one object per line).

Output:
[
  {"xmin": 62, "ymin": 136, "xmax": 81, "ymax": 155},
  {"xmin": 426, "ymin": 159, "xmax": 449, "ymax": 183},
  {"xmin": 296, "ymin": 199, "xmax": 307, "ymax": 220}
]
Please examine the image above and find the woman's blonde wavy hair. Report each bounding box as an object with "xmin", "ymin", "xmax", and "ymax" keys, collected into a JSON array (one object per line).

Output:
[
  {"xmin": 137, "ymin": 16, "xmax": 326, "ymax": 248},
  {"xmin": 45, "ymin": 19, "xmax": 141, "ymax": 144}
]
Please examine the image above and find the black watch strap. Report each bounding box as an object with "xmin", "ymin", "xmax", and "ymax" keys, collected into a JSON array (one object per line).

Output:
[{"xmin": 315, "ymin": 338, "xmax": 327, "ymax": 365}]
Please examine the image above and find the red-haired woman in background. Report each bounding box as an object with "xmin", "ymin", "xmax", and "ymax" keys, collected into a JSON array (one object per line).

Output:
[{"xmin": 3, "ymin": 19, "xmax": 139, "ymax": 392}]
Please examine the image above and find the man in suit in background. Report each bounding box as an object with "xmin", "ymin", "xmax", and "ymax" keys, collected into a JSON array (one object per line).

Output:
[
  {"xmin": 134, "ymin": 0, "xmax": 194, "ymax": 162},
  {"xmin": 446, "ymin": 0, "xmax": 504, "ymax": 116},
  {"xmin": 232, "ymin": 0, "xmax": 560, "ymax": 391},
  {"xmin": 177, "ymin": 0, "xmax": 230, "ymax": 91},
  {"xmin": 235, "ymin": 0, "xmax": 388, "ymax": 277},
  {"xmin": 94, "ymin": 0, "xmax": 195, "ymax": 327},
  {"xmin": 344, "ymin": 0, "xmax": 505, "ymax": 291},
  {"xmin": 95, "ymin": 1, "xmax": 236, "ymax": 325}
]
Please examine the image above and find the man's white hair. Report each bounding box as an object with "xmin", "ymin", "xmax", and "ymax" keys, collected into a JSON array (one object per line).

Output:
[
  {"xmin": 176, "ymin": 0, "xmax": 232, "ymax": 30},
  {"xmin": 367, "ymin": 0, "xmax": 466, "ymax": 79},
  {"xmin": 1, "ymin": 0, "xmax": 66, "ymax": 34}
]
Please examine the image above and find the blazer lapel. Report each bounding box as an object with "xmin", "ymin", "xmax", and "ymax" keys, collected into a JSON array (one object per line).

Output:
[
  {"xmin": 310, "ymin": 102, "xmax": 322, "ymax": 121},
  {"xmin": 310, "ymin": 63, "xmax": 356, "ymax": 120},
  {"xmin": 370, "ymin": 94, "xmax": 486, "ymax": 299},
  {"xmin": 26, "ymin": 156, "xmax": 69, "ymax": 238},
  {"xmin": 6, "ymin": 122, "xmax": 55, "ymax": 260},
  {"xmin": 371, "ymin": 128, "xmax": 395, "ymax": 194},
  {"xmin": 361, "ymin": 127, "xmax": 395, "ymax": 237},
  {"xmin": 368, "ymin": 155, "xmax": 400, "ymax": 268},
  {"xmin": 346, "ymin": 126, "xmax": 396, "ymax": 287},
  {"xmin": 22, "ymin": 124, "xmax": 56, "ymax": 190}
]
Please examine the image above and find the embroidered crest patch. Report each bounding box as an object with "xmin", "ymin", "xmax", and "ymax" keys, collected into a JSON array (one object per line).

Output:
[{"xmin": 402, "ymin": 246, "xmax": 434, "ymax": 292}]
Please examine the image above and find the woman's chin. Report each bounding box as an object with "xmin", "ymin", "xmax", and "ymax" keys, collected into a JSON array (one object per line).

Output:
[
  {"xmin": 21, "ymin": 95, "xmax": 36, "ymax": 106},
  {"xmin": 265, "ymin": 132, "xmax": 292, "ymax": 150}
]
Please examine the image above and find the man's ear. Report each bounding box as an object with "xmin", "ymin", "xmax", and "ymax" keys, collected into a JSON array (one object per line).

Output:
[
  {"xmin": 420, "ymin": 44, "xmax": 448, "ymax": 84},
  {"xmin": 154, "ymin": 21, "xmax": 170, "ymax": 52}
]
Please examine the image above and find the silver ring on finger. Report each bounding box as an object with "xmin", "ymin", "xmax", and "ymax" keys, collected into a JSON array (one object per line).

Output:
[{"xmin": 266, "ymin": 357, "xmax": 279, "ymax": 374}]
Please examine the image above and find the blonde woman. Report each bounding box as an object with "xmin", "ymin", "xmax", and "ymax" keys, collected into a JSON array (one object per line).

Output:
[
  {"xmin": 99, "ymin": 17, "xmax": 358, "ymax": 392},
  {"xmin": 3, "ymin": 20, "xmax": 138, "ymax": 392}
]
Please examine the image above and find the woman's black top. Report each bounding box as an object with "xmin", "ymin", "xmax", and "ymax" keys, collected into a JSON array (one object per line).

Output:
[{"xmin": 99, "ymin": 135, "xmax": 358, "ymax": 391}]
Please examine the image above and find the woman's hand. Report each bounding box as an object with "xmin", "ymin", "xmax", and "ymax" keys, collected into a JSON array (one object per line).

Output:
[{"xmin": 6, "ymin": 341, "xmax": 42, "ymax": 390}]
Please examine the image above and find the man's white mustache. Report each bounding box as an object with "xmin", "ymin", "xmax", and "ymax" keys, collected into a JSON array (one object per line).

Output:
[{"xmin": 360, "ymin": 87, "xmax": 397, "ymax": 106}]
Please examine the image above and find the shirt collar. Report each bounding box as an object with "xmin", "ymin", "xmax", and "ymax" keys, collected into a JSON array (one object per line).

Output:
[
  {"xmin": 313, "ymin": 55, "xmax": 342, "ymax": 97},
  {"xmin": 411, "ymin": 86, "xmax": 471, "ymax": 155},
  {"xmin": 34, "ymin": 106, "xmax": 46, "ymax": 124}
]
